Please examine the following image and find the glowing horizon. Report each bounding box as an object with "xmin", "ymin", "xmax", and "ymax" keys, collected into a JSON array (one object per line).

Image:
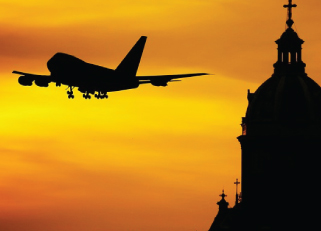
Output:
[{"xmin": 1, "ymin": 1, "xmax": 321, "ymax": 230}]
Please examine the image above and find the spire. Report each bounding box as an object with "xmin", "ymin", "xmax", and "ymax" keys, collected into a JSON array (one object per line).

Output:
[
  {"xmin": 217, "ymin": 190, "xmax": 229, "ymax": 212},
  {"xmin": 234, "ymin": 178, "xmax": 240, "ymax": 205},
  {"xmin": 283, "ymin": 0, "xmax": 297, "ymax": 28},
  {"xmin": 220, "ymin": 190, "xmax": 227, "ymax": 200}
]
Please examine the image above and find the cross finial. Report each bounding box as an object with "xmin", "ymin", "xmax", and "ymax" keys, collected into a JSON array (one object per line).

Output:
[
  {"xmin": 283, "ymin": 0, "xmax": 297, "ymax": 28},
  {"xmin": 234, "ymin": 178, "xmax": 240, "ymax": 205},
  {"xmin": 219, "ymin": 190, "xmax": 227, "ymax": 200},
  {"xmin": 234, "ymin": 178, "xmax": 240, "ymax": 194}
]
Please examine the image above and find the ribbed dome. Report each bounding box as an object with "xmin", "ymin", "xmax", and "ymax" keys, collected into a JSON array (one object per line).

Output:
[
  {"xmin": 244, "ymin": 73, "xmax": 321, "ymax": 136},
  {"xmin": 247, "ymin": 73, "xmax": 321, "ymax": 121}
]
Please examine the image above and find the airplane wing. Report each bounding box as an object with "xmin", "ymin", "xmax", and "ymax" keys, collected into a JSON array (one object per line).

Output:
[
  {"xmin": 137, "ymin": 73, "xmax": 208, "ymax": 86},
  {"xmin": 13, "ymin": 70, "xmax": 53, "ymax": 87}
]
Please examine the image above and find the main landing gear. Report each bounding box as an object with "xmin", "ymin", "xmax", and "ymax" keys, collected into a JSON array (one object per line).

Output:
[
  {"xmin": 83, "ymin": 92, "xmax": 91, "ymax": 99},
  {"xmin": 95, "ymin": 92, "xmax": 108, "ymax": 99},
  {"xmin": 67, "ymin": 86, "xmax": 74, "ymax": 99},
  {"xmin": 66, "ymin": 88, "xmax": 109, "ymax": 100}
]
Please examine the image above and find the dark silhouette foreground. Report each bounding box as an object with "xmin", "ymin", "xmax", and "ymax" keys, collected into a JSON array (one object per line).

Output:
[
  {"xmin": 209, "ymin": 1, "xmax": 321, "ymax": 231},
  {"xmin": 13, "ymin": 36, "xmax": 207, "ymax": 99}
]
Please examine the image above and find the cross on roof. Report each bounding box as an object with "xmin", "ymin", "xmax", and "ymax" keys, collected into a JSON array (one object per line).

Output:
[
  {"xmin": 283, "ymin": 0, "xmax": 297, "ymax": 20},
  {"xmin": 234, "ymin": 178, "xmax": 240, "ymax": 194},
  {"xmin": 219, "ymin": 190, "xmax": 226, "ymax": 200}
]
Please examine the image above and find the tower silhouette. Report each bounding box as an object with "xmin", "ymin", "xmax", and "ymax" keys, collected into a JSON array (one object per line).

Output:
[{"xmin": 209, "ymin": 1, "xmax": 321, "ymax": 230}]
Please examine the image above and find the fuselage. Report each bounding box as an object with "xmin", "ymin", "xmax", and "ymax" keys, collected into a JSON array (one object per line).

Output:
[{"xmin": 47, "ymin": 53, "xmax": 139, "ymax": 93}]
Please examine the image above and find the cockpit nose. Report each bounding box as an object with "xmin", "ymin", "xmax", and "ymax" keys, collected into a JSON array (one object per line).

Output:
[
  {"xmin": 47, "ymin": 52, "xmax": 84, "ymax": 76},
  {"xmin": 47, "ymin": 53, "xmax": 64, "ymax": 74}
]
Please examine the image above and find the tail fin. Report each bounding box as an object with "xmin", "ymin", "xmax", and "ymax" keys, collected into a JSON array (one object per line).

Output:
[{"xmin": 115, "ymin": 36, "xmax": 147, "ymax": 77}]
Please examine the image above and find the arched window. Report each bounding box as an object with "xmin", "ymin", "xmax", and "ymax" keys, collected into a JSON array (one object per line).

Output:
[{"xmin": 288, "ymin": 52, "xmax": 291, "ymax": 63}]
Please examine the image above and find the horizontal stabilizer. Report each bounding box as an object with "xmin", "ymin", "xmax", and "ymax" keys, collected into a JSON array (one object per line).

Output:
[
  {"xmin": 137, "ymin": 73, "xmax": 209, "ymax": 86},
  {"xmin": 137, "ymin": 73, "xmax": 209, "ymax": 80}
]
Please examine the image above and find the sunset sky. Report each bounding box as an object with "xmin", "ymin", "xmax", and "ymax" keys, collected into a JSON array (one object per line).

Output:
[{"xmin": 1, "ymin": 1, "xmax": 321, "ymax": 230}]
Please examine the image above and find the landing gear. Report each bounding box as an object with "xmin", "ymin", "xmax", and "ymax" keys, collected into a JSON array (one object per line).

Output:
[
  {"xmin": 83, "ymin": 92, "xmax": 91, "ymax": 99},
  {"xmin": 67, "ymin": 86, "xmax": 74, "ymax": 99},
  {"xmin": 95, "ymin": 92, "xmax": 108, "ymax": 99},
  {"xmin": 102, "ymin": 93, "xmax": 108, "ymax": 99}
]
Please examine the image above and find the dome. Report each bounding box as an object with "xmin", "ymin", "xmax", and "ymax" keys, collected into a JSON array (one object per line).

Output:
[
  {"xmin": 244, "ymin": 73, "xmax": 321, "ymax": 136},
  {"xmin": 240, "ymin": 7, "xmax": 321, "ymax": 136},
  {"xmin": 246, "ymin": 73, "xmax": 321, "ymax": 122}
]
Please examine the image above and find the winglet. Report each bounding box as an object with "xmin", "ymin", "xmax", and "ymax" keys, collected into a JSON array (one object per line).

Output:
[{"xmin": 115, "ymin": 36, "xmax": 147, "ymax": 78}]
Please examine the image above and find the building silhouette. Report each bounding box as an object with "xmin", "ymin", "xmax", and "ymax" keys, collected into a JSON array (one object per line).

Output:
[{"xmin": 209, "ymin": 1, "xmax": 321, "ymax": 230}]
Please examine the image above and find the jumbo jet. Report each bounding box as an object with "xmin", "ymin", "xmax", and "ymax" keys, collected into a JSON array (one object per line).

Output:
[{"xmin": 13, "ymin": 36, "xmax": 208, "ymax": 99}]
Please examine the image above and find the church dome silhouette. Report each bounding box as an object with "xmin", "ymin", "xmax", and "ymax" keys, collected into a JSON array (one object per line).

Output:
[
  {"xmin": 245, "ymin": 72, "xmax": 321, "ymax": 135},
  {"xmin": 209, "ymin": 2, "xmax": 321, "ymax": 231},
  {"xmin": 243, "ymin": 27, "xmax": 321, "ymax": 136}
]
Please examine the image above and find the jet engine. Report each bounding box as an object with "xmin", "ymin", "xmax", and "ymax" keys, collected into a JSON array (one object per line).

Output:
[
  {"xmin": 150, "ymin": 78, "xmax": 169, "ymax": 87},
  {"xmin": 18, "ymin": 76, "xmax": 33, "ymax": 86},
  {"xmin": 35, "ymin": 79, "xmax": 49, "ymax": 87}
]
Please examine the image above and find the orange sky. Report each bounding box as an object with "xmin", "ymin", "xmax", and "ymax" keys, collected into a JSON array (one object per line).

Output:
[{"xmin": 1, "ymin": 1, "xmax": 321, "ymax": 230}]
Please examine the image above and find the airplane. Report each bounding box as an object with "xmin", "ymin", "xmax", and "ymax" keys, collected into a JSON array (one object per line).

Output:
[{"xmin": 13, "ymin": 36, "xmax": 208, "ymax": 99}]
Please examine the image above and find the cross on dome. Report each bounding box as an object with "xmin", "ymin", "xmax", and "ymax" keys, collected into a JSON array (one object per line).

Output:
[{"xmin": 283, "ymin": 0, "xmax": 297, "ymax": 28}]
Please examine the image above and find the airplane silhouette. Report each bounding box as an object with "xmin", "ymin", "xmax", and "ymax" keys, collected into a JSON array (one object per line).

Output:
[{"xmin": 13, "ymin": 36, "xmax": 208, "ymax": 99}]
